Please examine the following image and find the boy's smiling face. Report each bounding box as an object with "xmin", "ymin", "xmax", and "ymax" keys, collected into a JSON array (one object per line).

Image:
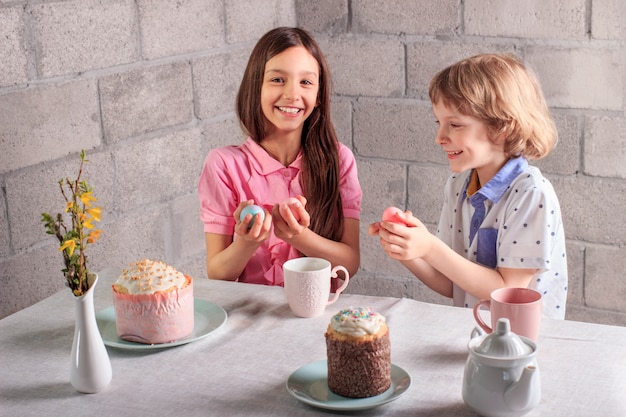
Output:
[{"xmin": 432, "ymin": 101, "xmax": 508, "ymax": 185}]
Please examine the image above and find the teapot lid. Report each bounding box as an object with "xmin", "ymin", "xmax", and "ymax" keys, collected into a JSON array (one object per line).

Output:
[{"xmin": 474, "ymin": 318, "xmax": 533, "ymax": 358}]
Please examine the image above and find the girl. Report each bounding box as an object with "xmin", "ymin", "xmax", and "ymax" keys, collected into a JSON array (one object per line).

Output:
[
  {"xmin": 370, "ymin": 53, "xmax": 568, "ymax": 319},
  {"xmin": 198, "ymin": 27, "xmax": 361, "ymax": 289}
]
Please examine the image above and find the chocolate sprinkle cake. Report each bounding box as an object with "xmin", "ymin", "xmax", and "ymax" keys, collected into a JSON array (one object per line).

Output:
[{"xmin": 325, "ymin": 307, "xmax": 391, "ymax": 398}]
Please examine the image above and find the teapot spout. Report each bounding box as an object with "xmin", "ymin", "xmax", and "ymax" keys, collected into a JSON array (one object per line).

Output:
[{"xmin": 504, "ymin": 365, "xmax": 541, "ymax": 412}]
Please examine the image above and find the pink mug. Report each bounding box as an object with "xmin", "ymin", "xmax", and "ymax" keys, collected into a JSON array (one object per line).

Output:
[{"xmin": 473, "ymin": 287, "xmax": 542, "ymax": 341}]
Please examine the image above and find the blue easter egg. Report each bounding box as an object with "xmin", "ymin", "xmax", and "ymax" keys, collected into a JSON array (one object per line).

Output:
[{"xmin": 240, "ymin": 205, "xmax": 264, "ymax": 228}]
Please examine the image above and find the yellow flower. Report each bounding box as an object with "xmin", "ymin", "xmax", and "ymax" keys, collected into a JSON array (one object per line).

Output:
[
  {"xmin": 64, "ymin": 202, "xmax": 74, "ymax": 212},
  {"xmin": 87, "ymin": 229, "xmax": 102, "ymax": 244},
  {"xmin": 86, "ymin": 207, "xmax": 102, "ymax": 222},
  {"xmin": 80, "ymin": 192, "xmax": 97, "ymax": 207},
  {"xmin": 83, "ymin": 219, "xmax": 95, "ymax": 230},
  {"xmin": 59, "ymin": 239, "xmax": 77, "ymax": 257}
]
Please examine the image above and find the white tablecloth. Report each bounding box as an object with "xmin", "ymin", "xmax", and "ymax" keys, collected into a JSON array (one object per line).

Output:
[{"xmin": 1, "ymin": 268, "xmax": 625, "ymax": 416}]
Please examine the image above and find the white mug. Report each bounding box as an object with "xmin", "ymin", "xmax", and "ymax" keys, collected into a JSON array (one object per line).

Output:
[{"xmin": 283, "ymin": 257, "xmax": 350, "ymax": 318}]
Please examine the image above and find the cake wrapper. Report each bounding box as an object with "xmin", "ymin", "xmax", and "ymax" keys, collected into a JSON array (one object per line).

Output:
[{"xmin": 112, "ymin": 276, "xmax": 194, "ymax": 344}]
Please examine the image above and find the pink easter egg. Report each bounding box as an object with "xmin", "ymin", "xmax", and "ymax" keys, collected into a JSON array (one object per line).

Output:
[
  {"xmin": 382, "ymin": 206, "xmax": 408, "ymax": 225},
  {"xmin": 280, "ymin": 197, "xmax": 301, "ymax": 221}
]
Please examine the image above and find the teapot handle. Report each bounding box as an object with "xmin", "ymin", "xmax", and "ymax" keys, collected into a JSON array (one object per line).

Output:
[{"xmin": 470, "ymin": 326, "xmax": 486, "ymax": 339}]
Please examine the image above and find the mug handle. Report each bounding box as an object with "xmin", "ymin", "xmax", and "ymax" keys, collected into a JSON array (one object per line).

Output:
[
  {"xmin": 473, "ymin": 299, "xmax": 493, "ymax": 334},
  {"xmin": 327, "ymin": 266, "xmax": 349, "ymax": 305}
]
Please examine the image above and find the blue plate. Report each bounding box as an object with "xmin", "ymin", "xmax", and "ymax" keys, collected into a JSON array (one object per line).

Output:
[
  {"xmin": 96, "ymin": 298, "xmax": 227, "ymax": 350},
  {"xmin": 286, "ymin": 359, "xmax": 411, "ymax": 410}
]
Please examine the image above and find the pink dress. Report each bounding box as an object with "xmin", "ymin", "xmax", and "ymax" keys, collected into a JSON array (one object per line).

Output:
[{"xmin": 198, "ymin": 138, "xmax": 362, "ymax": 286}]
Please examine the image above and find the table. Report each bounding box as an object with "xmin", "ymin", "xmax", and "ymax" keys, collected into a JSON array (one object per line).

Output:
[{"xmin": 1, "ymin": 268, "xmax": 625, "ymax": 416}]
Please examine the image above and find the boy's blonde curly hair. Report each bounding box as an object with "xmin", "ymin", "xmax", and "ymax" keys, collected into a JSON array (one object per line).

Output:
[{"xmin": 428, "ymin": 53, "xmax": 557, "ymax": 160}]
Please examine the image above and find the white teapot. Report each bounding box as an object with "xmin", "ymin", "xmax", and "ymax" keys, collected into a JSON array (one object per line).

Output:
[{"xmin": 462, "ymin": 318, "xmax": 540, "ymax": 417}]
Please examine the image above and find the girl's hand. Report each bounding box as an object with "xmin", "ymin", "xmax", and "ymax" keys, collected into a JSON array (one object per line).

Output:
[
  {"xmin": 234, "ymin": 200, "xmax": 272, "ymax": 242},
  {"xmin": 272, "ymin": 195, "xmax": 310, "ymax": 240},
  {"xmin": 377, "ymin": 212, "xmax": 434, "ymax": 261}
]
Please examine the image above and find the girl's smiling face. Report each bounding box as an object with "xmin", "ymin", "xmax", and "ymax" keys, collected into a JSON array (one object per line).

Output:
[
  {"xmin": 432, "ymin": 101, "xmax": 507, "ymax": 184},
  {"xmin": 261, "ymin": 46, "xmax": 319, "ymax": 139}
]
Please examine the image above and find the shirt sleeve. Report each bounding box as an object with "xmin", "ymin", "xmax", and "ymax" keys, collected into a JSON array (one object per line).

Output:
[
  {"xmin": 197, "ymin": 147, "xmax": 240, "ymax": 234},
  {"xmin": 338, "ymin": 144, "xmax": 362, "ymax": 220},
  {"xmin": 497, "ymin": 177, "xmax": 564, "ymax": 271}
]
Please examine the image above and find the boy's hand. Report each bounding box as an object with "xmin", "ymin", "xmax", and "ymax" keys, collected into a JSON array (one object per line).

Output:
[{"xmin": 377, "ymin": 212, "xmax": 434, "ymax": 261}]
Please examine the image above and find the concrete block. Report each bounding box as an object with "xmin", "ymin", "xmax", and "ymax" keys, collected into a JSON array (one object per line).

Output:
[
  {"xmin": 168, "ymin": 192, "xmax": 206, "ymax": 260},
  {"xmin": 407, "ymin": 41, "xmax": 516, "ymax": 100},
  {"xmin": 465, "ymin": 0, "xmax": 585, "ymax": 40},
  {"xmin": 176, "ymin": 254, "xmax": 208, "ymax": 282},
  {"xmin": 0, "ymin": 244, "xmax": 66, "ymax": 319},
  {"xmin": 526, "ymin": 46, "xmax": 623, "ymax": 110},
  {"xmin": 352, "ymin": 0, "xmax": 457, "ymax": 35},
  {"xmin": 591, "ymin": 0, "xmax": 625, "ymax": 40},
  {"xmin": 566, "ymin": 304, "xmax": 626, "ymax": 326},
  {"xmin": 114, "ymin": 128, "xmax": 203, "ymax": 212},
  {"xmin": 319, "ymin": 36, "xmax": 404, "ymax": 97},
  {"xmin": 350, "ymin": 269, "xmax": 451, "ymax": 306},
  {"xmin": 225, "ymin": 0, "xmax": 296, "ymax": 44},
  {"xmin": 533, "ymin": 113, "xmax": 582, "ymax": 176},
  {"xmin": 330, "ymin": 97, "xmax": 353, "ymax": 148},
  {"xmin": 345, "ymin": 272, "xmax": 413, "ymax": 299},
  {"xmin": 0, "ymin": 193, "xmax": 9, "ymax": 257},
  {"xmin": 585, "ymin": 244, "xmax": 626, "ymax": 313},
  {"xmin": 357, "ymin": 158, "xmax": 407, "ymax": 218},
  {"xmin": 551, "ymin": 176, "xmax": 626, "ymax": 245},
  {"xmin": 100, "ymin": 63, "xmax": 193, "ymax": 142},
  {"xmin": 408, "ymin": 278, "xmax": 451, "ymax": 306},
  {"xmin": 6, "ymin": 151, "xmax": 114, "ymax": 252},
  {"xmin": 193, "ymin": 49, "xmax": 249, "ymax": 120},
  {"xmin": 408, "ymin": 164, "xmax": 449, "ymax": 225},
  {"xmin": 295, "ymin": 0, "xmax": 348, "ymax": 34},
  {"xmin": 353, "ymin": 98, "xmax": 441, "ymax": 163},
  {"xmin": 200, "ymin": 116, "xmax": 243, "ymax": 153},
  {"xmin": 137, "ymin": 0, "xmax": 224, "ymax": 59},
  {"xmin": 0, "ymin": 81, "xmax": 100, "ymax": 174},
  {"xmin": 564, "ymin": 241, "xmax": 585, "ymax": 308},
  {"xmin": 584, "ymin": 115, "xmax": 626, "ymax": 178},
  {"xmin": 0, "ymin": 6, "xmax": 28, "ymax": 87},
  {"xmin": 89, "ymin": 204, "xmax": 169, "ymax": 272},
  {"xmin": 31, "ymin": 0, "xmax": 137, "ymax": 77}
]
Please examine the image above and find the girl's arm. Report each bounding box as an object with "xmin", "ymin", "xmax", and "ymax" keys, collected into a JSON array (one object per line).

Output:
[
  {"xmin": 204, "ymin": 203, "xmax": 272, "ymax": 281},
  {"xmin": 205, "ymin": 233, "xmax": 258, "ymax": 280}
]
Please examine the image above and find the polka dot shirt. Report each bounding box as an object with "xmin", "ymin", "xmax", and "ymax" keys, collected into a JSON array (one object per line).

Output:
[{"xmin": 436, "ymin": 157, "xmax": 568, "ymax": 319}]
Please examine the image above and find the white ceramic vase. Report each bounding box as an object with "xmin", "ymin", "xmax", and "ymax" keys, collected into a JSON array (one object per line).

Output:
[{"xmin": 70, "ymin": 273, "xmax": 112, "ymax": 393}]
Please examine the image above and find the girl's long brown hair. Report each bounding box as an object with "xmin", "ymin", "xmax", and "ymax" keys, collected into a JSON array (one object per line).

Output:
[{"xmin": 236, "ymin": 27, "xmax": 343, "ymax": 242}]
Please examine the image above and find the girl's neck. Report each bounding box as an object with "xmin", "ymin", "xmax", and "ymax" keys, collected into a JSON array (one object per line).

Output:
[{"xmin": 260, "ymin": 131, "xmax": 302, "ymax": 167}]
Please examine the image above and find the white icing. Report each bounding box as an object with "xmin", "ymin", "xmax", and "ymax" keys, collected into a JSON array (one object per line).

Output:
[
  {"xmin": 330, "ymin": 307, "xmax": 386, "ymax": 337},
  {"xmin": 114, "ymin": 259, "xmax": 186, "ymax": 295}
]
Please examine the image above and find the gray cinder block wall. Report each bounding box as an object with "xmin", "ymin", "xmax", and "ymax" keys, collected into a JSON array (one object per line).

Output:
[{"xmin": 1, "ymin": 0, "xmax": 624, "ymax": 325}]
